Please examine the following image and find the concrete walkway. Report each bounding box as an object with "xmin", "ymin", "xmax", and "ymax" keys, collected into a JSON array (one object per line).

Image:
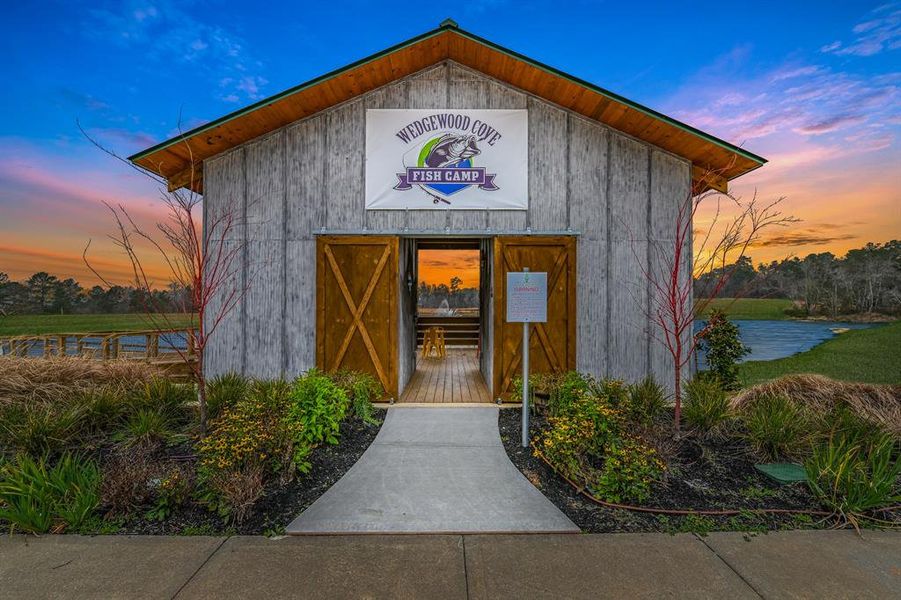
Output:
[
  {"xmin": 2, "ymin": 531, "xmax": 899, "ymax": 599},
  {"xmin": 286, "ymin": 406, "xmax": 577, "ymax": 534}
]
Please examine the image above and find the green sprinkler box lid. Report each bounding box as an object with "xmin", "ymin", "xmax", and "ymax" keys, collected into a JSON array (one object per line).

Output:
[{"xmin": 754, "ymin": 463, "xmax": 808, "ymax": 484}]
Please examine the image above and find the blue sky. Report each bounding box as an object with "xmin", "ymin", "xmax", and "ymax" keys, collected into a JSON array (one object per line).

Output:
[{"xmin": 1, "ymin": 1, "xmax": 899, "ymax": 282}]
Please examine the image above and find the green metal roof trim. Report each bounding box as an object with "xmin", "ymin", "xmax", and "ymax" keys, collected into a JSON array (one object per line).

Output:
[{"xmin": 130, "ymin": 20, "xmax": 766, "ymax": 168}]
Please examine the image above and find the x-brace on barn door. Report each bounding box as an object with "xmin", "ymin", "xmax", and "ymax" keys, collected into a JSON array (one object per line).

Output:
[{"xmin": 316, "ymin": 236, "xmax": 398, "ymax": 397}]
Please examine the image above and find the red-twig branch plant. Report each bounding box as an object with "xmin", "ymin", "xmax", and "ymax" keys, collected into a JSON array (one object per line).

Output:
[
  {"xmin": 640, "ymin": 165, "xmax": 797, "ymax": 430},
  {"xmin": 83, "ymin": 131, "xmax": 245, "ymax": 434}
]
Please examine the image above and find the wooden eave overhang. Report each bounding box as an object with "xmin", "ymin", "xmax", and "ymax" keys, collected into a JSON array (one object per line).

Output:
[{"xmin": 129, "ymin": 21, "xmax": 766, "ymax": 195}]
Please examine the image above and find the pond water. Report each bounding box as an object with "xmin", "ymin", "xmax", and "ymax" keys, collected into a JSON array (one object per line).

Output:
[
  {"xmin": 693, "ymin": 319, "xmax": 877, "ymax": 366},
  {"xmin": 5, "ymin": 320, "xmax": 877, "ymax": 364}
]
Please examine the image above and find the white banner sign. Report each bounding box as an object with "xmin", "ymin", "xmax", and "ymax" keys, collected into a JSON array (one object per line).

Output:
[{"xmin": 365, "ymin": 109, "xmax": 528, "ymax": 210}]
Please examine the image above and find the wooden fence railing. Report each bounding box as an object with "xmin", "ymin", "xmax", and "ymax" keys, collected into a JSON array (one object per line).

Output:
[
  {"xmin": 0, "ymin": 329, "xmax": 199, "ymax": 380},
  {"xmin": 1, "ymin": 328, "xmax": 197, "ymax": 359}
]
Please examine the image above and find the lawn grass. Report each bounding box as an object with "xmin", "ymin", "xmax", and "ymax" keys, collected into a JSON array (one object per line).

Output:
[
  {"xmin": 697, "ymin": 298, "xmax": 793, "ymax": 320},
  {"xmin": 0, "ymin": 313, "xmax": 196, "ymax": 336},
  {"xmin": 739, "ymin": 321, "xmax": 901, "ymax": 386}
]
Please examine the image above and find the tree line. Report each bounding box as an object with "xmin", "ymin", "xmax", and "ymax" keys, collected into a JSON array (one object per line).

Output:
[
  {"xmin": 417, "ymin": 277, "xmax": 479, "ymax": 309},
  {"xmin": 0, "ymin": 272, "xmax": 192, "ymax": 316},
  {"xmin": 4, "ymin": 239, "xmax": 897, "ymax": 318},
  {"xmin": 694, "ymin": 240, "xmax": 900, "ymax": 317}
]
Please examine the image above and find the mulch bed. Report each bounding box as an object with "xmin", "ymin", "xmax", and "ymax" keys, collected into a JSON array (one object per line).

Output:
[
  {"xmin": 115, "ymin": 412, "xmax": 383, "ymax": 536},
  {"xmin": 498, "ymin": 409, "xmax": 827, "ymax": 534}
]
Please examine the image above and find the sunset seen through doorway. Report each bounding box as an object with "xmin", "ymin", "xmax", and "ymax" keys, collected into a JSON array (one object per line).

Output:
[{"xmin": 417, "ymin": 249, "xmax": 480, "ymax": 288}]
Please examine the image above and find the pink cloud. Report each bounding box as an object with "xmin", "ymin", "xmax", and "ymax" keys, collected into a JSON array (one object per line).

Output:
[{"xmin": 794, "ymin": 114, "xmax": 867, "ymax": 135}]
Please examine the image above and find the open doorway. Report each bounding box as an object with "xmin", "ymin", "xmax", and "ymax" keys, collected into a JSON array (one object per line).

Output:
[{"xmin": 398, "ymin": 238, "xmax": 492, "ymax": 403}]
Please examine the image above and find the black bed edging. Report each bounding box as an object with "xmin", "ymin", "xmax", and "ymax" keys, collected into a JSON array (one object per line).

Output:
[{"xmin": 497, "ymin": 409, "xmax": 838, "ymax": 534}]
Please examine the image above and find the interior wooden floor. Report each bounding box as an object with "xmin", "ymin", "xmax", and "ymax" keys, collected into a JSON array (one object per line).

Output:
[{"xmin": 399, "ymin": 348, "xmax": 491, "ymax": 403}]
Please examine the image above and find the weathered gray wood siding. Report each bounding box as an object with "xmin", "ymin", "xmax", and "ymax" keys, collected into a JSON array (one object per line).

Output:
[{"xmin": 203, "ymin": 60, "xmax": 691, "ymax": 392}]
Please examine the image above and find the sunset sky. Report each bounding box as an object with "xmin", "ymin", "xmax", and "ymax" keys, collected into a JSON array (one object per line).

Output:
[{"xmin": 1, "ymin": 2, "xmax": 898, "ymax": 287}]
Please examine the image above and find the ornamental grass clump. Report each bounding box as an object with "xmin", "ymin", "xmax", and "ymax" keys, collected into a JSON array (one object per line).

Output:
[
  {"xmin": 741, "ymin": 394, "xmax": 813, "ymax": 461},
  {"xmin": 624, "ymin": 377, "xmax": 669, "ymax": 426},
  {"xmin": 0, "ymin": 356, "xmax": 158, "ymax": 404},
  {"xmin": 804, "ymin": 424, "xmax": 901, "ymax": 523},
  {"xmin": 206, "ymin": 372, "xmax": 250, "ymax": 421},
  {"xmin": 731, "ymin": 375, "xmax": 901, "ymax": 438},
  {"xmin": 682, "ymin": 377, "xmax": 731, "ymax": 434}
]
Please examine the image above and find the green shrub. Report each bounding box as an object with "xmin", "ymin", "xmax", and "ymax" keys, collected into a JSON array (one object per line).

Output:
[
  {"xmin": 589, "ymin": 377, "xmax": 630, "ymax": 409},
  {"xmin": 625, "ymin": 377, "xmax": 668, "ymax": 426},
  {"xmin": 588, "ymin": 435, "xmax": 666, "ymax": 503},
  {"xmin": 330, "ymin": 369, "xmax": 382, "ymax": 425},
  {"xmin": 146, "ymin": 463, "xmax": 194, "ymax": 522},
  {"xmin": 547, "ymin": 371, "xmax": 592, "ymax": 417},
  {"xmin": 697, "ymin": 309, "xmax": 749, "ymax": 390},
  {"xmin": 0, "ymin": 453, "xmax": 100, "ymax": 533},
  {"xmin": 682, "ymin": 377, "xmax": 730, "ymax": 433},
  {"xmin": 533, "ymin": 372, "xmax": 666, "ymax": 504},
  {"xmin": 288, "ymin": 369, "xmax": 348, "ymax": 449},
  {"xmin": 196, "ymin": 380, "xmax": 298, "ymax": 521},
  {"xmin": 198, "ymin": 380, "xmax": 298, "ymax": 479},
  {"xmin": 804, "ymin": 428, "xmax": 901, "ymax": 519},
  {"xmin": 206, "ymin": 372, "xmax": 249, "ymax": 420},
  {"xmin": 741, "ymin": 394, "xmax": 812, "ymax": 461}
]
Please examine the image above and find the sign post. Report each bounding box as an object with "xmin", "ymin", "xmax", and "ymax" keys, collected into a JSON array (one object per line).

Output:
[{"xmin": 506, "ymin": 268, "xmax": 548, "ymax": 448}]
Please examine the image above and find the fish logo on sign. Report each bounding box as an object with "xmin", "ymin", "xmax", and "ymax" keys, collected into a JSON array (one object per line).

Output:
[{"xmin": 393, "ymin": 124, "xmax": 500, "ymax": 204}]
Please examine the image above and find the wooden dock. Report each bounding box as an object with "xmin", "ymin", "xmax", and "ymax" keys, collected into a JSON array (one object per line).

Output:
[{"xmin": 399, "ymin": 349, "xmax": 491, "ymax": 403}]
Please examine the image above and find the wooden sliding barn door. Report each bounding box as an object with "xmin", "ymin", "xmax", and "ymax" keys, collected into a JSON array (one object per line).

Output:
[
  {"xmin": 317, "ymin": 236, "xmax": 398, "ymax": 397},
  {"xmin": 493, "ymin": 236, "xmax": 577, "ymax": 397}
]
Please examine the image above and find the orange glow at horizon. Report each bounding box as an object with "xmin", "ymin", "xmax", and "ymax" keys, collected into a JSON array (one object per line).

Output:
[{"xmin": 417, "ymin": 249, "xmax": 480, "ymax": 288}]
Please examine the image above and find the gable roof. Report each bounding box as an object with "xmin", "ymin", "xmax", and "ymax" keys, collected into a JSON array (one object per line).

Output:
[{"xmin": 129, "ymin": 20, "xmax": 765, "ymax": 194}]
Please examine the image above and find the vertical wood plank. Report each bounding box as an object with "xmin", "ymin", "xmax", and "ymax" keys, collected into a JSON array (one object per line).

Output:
[
  {"xmin": 325, "ymin": 99, "xmax": 364, "ymax": 230},
  {"xmin": 486, "ymin": 71, "xmax": 528, "ymax": 232},
  {"xmin": 286, "ymin": 118, "xmax": 326, "ymax": 239},
  {"xmin": 245, "ymin": 132, "xmax": 285, "ymax": 240},
  {"xmin": 608, "ymin": 241, "xmax": 649, "ymax": 382},
  {"xmin": 245, "ymin": 241, "xmax": 284, "ymax": 378},
  {"xmin": 285, "ymin": 240, "xmax": 317, "ymax": 376},
  {"xmin": 650, "ymin": 150, "xmax": 689, "ymax": 241},
  {"xmin": 568, "ymin": 117, "xmax": 608, "ymax": 240},
  {"xmin": 528, "ymin": 98, "xmax": 568, "ymax": 230},
  {"xmin": 576, "ymin": 238, "xmax": 606, "ymax": 377},
  {"xmin": 609, "ymin": 133, "xmax": 649, "ymax": 241},
  {"xmin": 648, "ymin": 150, "xmax": 691, "ymax": 391},
  {"xmin": 202, "ymin": 151, "xmax": 245, "ymax": 377},
  {"xmin": 204, "ymin": 150, "xmax": 245, "ymax": 242}
]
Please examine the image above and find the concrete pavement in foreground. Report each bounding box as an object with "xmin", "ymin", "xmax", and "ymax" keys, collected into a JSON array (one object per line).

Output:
[
  {"xmin": 286, "ymin": 407, "xmax": 578, "ymax": 534},
  {"xmin": 2, "ymin": 531, "xmax": 899, "ymax": 599}
]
